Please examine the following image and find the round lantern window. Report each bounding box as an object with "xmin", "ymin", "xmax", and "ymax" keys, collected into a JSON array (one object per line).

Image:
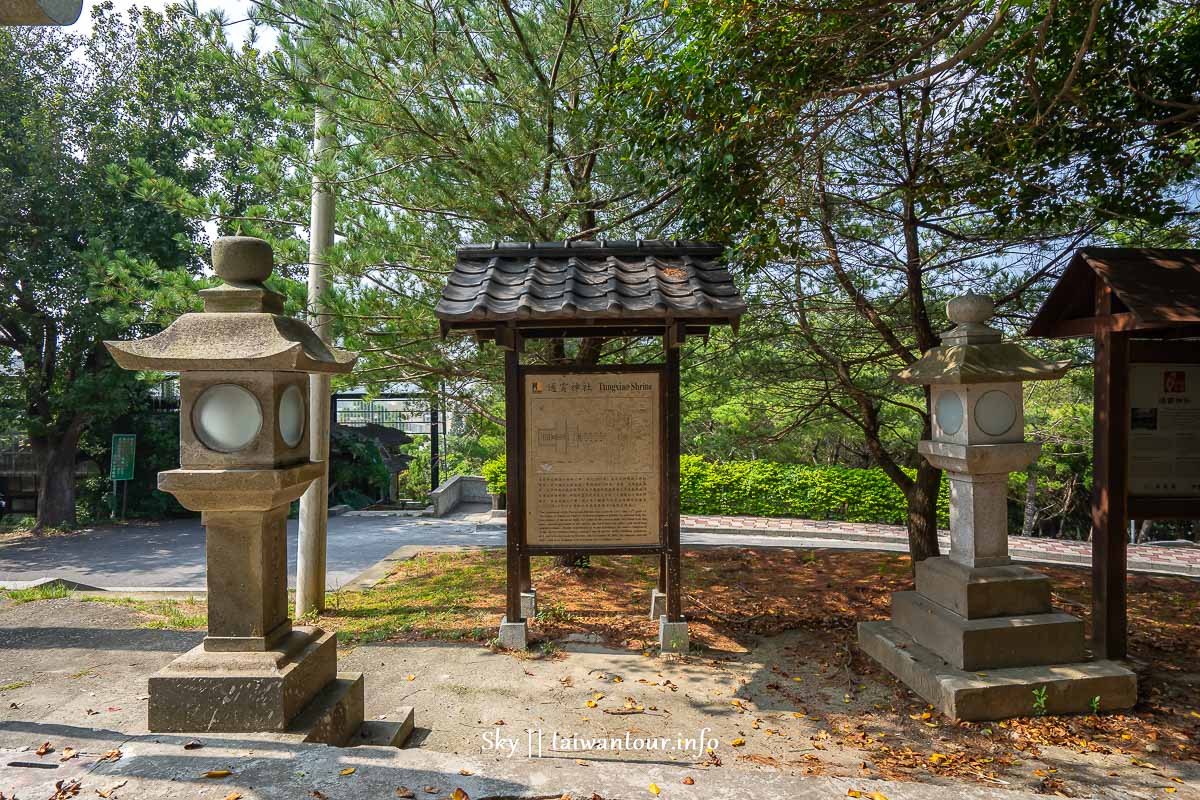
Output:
[
  {"xmin": 278, "ymin": 385, "xmax": 306, "ymax": 447},
  {"xmin": 192, "ymin": 384, "xmax": 263, "ymax": 452},
  {"xmin": 975, "ymin": 390, "xmax": 1017, "ymax": 436},
  {"xmin": 935, "ymin": 391, "xmax": 964, "ymax": 436}
]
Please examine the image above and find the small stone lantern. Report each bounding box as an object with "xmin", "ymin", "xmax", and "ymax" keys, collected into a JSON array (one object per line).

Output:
[
  {"xmin": 858, "ymin": 293, "xmax": 1136, "ymax": 720},
  {"xmin": 104, "ymin": 237, "xmax": 404, "ymax": 743}
]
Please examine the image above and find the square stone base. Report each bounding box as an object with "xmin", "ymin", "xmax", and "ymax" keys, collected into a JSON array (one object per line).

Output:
[
  {"xmin": 520, "ymin": 591, "xmax": 538, "ymax": 620},
  {"xmin": 891, "ymin": 591, "xmax": 1084, "ymax": 671},
  {"xmin": 498, "ymin": 617, "xmax": 527, "ymax": 650},
  {"xmin": 649, "ymin": 589, "xmax": 666, "ymax": 621},
  {"xmin": 858, "ymin": 620, "xmax": 1137, "ymax": 721},
  {"xmin": 916, "ymin": 556, "xmax": 1051, "ymax": 619},
  {"xmin": 659, "ymin": 617, "xmax": 689, "ymax": 655},
  {"xmin": 148, "ymin": 627, "xmax": 338, "ymax": 734}
]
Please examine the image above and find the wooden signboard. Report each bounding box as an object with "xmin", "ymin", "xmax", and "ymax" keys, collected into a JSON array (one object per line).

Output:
[{"xmin": 524, "ymin": 370, "xmax": 662, "ymax": 548}]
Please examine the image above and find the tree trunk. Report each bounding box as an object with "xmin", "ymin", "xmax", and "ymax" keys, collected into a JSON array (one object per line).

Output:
[
  {"xmin": 1191, "ymin": 519, "xmax": 1199, "ymax": 543},
  {"xmin": 32, "ymin": 430, "xmax": 81, "ymax": 531},
  {"xmin": 905, "ymin": 460, "xmax": 942, "ymax": 566},
  {"xmin": 1135, "ymin": 519, "xmax": 1153, "ymax": 544},
  {"xmin": 1021, "ymin": 466, "xmax": 1039, "ymax": 538}
]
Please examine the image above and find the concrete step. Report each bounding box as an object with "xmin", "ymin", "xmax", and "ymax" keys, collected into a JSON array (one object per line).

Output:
[
  {"xmin": 286, "ymin": 672, "xmax": 365, "ymax": 747},
  {"xmin": 858, "ymin": 620, "xmax": 1137, "ymax": 721},
  {"xmin": 891, "ymin": 591, "xmax": 1084, "ymax": 671},
  {"xmin": 353, "ymin": 708, "xmax": 416, "ymax": 747},
  {"xmin": 916, "ymin": 556, "xmax": 1052, "ymax": 619}
]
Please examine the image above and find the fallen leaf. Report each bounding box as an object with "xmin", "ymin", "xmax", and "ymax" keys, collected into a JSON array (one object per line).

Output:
[
  {"xmin": 224, "ymin": 793, "xmax": 243, "ymax": 800},
  {"xmin": 585, "ymin": 700, "xmax": 597, "ymax": 708},
  {"xmin": 396, "ymin": 788, "xmax": 414, "ymax": 798},
  {"xmin": 868, "ymin": 794, "xmax": 889, "ymax": 800},
  {"xmin": 184, "ymin": 740, "xmax": 204, "ymax": 750},
  {"xmin": 312, "ymin": 792, "xmax": 329, "ymax": 800},
  {"xmin": 451, "ymin": 789, "xmax": 469, "ymax": 800},
  {"xmin": 929, "ymin": 753, "xmax": 949, "ymax": 765},
  {"xmin": 59, "ymin": 747, "xmax": 78, "ymax": 761},
  {"xmin": 340, "ymin": 767, "xmax": 356, "ymax": 776},
  {"xmin": 1165, "ymin": 789, "xmax": 1177, "ymax": 794},
  {"xmin": 36, "ymin": 741, "xmax": 53, "ymax": 756},
  {"xmin": 492, "ymin": 720, "xmax": 505, "ymax": 725},
  {"xmin": 682, "ymin": 777, "xmax": 694, "ymax": 785},
  {"xmin": 203, "ymin": 770, "xmax": 232, "ymax": 779},
  {"xmin": 649, "ymin": 784, "xmax": 660, "ymax": 796},
  {"xmin": 848, "ymin": 792, "xmax": 863, "ymax": 798},
  {"xmin": 406, "ymin": 674, "xmax": 416, "ymax": 681},
  {"xmin": 612, "ymin": 677, "xmax": 623, "ymax": 683},
  {"xmin": 49, "ymin": 779, "xmax": 81, "ymax": 799},
  {"xmin": 423, "ymin": 787, "xmax": 439, "ymax": 795},
  {"xmin": 95, "ymin": 781, "xmax": 127, "ymax": 799},
  {"xmin": 458, "ymin": 769, "xmax": 472, "ymax": 776},
  {"xmin": 731, "ymin": 738, "xmax": 745, "ymax": 747}
]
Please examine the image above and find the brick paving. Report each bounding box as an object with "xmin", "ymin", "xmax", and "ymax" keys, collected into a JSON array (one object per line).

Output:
[{"xmin": 681, "ymin": 514, "xmax": 1200, "ymax": 578}]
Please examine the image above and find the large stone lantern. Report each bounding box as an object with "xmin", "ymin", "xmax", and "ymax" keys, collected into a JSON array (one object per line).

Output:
[
  {"xmin": 858, "ymin": 293, "xmax": 1137, "ymax": 720},
  {"xmin": 105, "ymin": 237, "xmax": 389, "ymax": 744}
]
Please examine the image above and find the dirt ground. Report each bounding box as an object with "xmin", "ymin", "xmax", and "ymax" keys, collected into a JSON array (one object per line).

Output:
[{"xmin": 2, "ymin": 547, "xmax": 1199, "ymax": 799}]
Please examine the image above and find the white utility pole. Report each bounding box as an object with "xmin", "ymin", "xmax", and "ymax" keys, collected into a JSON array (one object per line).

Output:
[{"xmin": 296, "ymin": 106, "xmax": 335, "ymax": 617}]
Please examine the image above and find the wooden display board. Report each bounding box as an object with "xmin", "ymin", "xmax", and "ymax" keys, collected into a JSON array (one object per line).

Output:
[{"xmin": 524, "ymin": 370, "xmax": 662, "ymax": 548}]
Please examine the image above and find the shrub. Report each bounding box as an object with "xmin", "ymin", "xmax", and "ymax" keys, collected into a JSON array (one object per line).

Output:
[
  {"xmin": 481, "ymin": 455, "xmax": 507, "ymax": 495},
  {"xmin": 475, "ymin": 454, "xmax": 948, "ymax": 525}
]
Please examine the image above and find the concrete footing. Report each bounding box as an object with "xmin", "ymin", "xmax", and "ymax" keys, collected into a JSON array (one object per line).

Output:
[
  {"xmin": 658, "ymin": 617, "xmax": 689, "ymax": 655},
  {"xmin": 355, "ymin": 706, "xmax": 416, "ymax": 747},
  {"xmin": 520, "ymin": 590, "xmax": 538, "ymax": 620},
  {"xmin": 890, "ymin": 590, "xmax": 1085, "ymax": 671},
  {"xmin": 858, "ymin": 620, "xmax": 1137, "ymax": 720},
  {"xmin": 147, "ymin": 628, "xmax": 370, "ymax": 745},
  {"xmin": 498, "ymin": 617, "xmax": 528, "ymax": 650},
  {"xmin": 649, "ymin": 589, "xmax": 666, "ymax": 621}
]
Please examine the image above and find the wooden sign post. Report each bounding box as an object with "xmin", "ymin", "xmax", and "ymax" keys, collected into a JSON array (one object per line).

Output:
[
  {"xmin": 1029, "ymin": 248, "xmax": 1200, "ymax": 659},
  {"xmin": 436, "ymin": 241, "xmax": 745, "ymax": 654}
]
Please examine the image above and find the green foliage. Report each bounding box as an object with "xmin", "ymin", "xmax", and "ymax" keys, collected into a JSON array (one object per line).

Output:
[
  {"xmin": 329, "ymin": 429, "xmax": 390, "ymax": 508},
  {"xmin": 679, "ymin": 455, "xmax": 949, "ymax": 526},
  {"xmin": 481, "ymin": 456, "xmax": 507, "ymax": 495},
  {"xmin": 1032, "ymin": 686, "xmax": 1049, "ymax": 717},
  {"xmin": 478, "ymin": 453, "xmax": 948, "ymax": 525}
]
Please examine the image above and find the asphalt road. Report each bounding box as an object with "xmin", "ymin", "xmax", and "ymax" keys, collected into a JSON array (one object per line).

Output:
[
  {"xmin": 0, "ymin": 511, "xmax": 918, "ymax": 591},
  {"xmin": 0, "ymin": 514, "xmax": 499, "ymax": 590}
]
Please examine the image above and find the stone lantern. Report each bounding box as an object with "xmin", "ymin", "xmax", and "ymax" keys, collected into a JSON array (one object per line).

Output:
[
  {"xmin": 105, "ymin": 237, "xmax": 407, "ymax": 744},
  {"xmin": 858, "ymin": 293, "xmax": 1137, "ymax": 720}
]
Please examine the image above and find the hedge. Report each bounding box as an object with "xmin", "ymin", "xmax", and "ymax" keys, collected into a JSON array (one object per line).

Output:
[{"xmin": 481, "ymin": 453, "xmax": 949, "ymax": 526}]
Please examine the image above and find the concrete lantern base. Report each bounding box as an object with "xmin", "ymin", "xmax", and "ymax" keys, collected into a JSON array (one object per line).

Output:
[
  {"xmin": 860, "ymin": 555, "xmax": 1136, "ymax": 720},
  {"xmin": 147, "ymin": 627, "xmax": 367, "ymax": 746},
  {"xmin": 858, "ymin": 621, "xmax": 1136, "ymax": 721}
]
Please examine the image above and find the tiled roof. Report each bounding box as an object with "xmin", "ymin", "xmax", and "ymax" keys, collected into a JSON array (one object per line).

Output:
[
  {"xmin": 1028, "ymin": 248, "xmax": 1200, "ymax": 337},
  {"xmin": 435, "ymin": 241, "xmax": 746, "ymax": 332}
]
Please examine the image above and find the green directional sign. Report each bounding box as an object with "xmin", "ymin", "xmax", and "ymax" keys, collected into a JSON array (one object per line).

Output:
[{"xmin": 110, "ymin": 434, "xmax": 136, "ymax": 481}]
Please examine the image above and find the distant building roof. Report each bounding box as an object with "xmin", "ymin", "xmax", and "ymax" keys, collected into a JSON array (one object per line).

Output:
[
  {"xmin": 1028, "ymin": 248, "xmax": 1200, "ymax": 338},
  {"xmin": 435, "ymin": 240, "xmax": 747, "ymax": 337}
]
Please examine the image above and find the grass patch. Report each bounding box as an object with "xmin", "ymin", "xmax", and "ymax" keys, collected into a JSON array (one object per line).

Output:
[
  {"xmin": 83, "ymin": 595, "xmax": 206, "ymax": 629},
  {"xmin": 4, "ymin": 583, "xmax": 73, "ymax": 603},
  {"xmin": 0, "ymin": 680, "xmax": 30, "ymax": 692}
]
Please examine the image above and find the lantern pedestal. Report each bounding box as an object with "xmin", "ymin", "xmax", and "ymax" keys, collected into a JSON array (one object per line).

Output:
[
  {"xmin": 857, "ymin": 293, "xmax": 1135, "ymax": 720},
  {"xmin": 105, "ymin": 237, "xmax": 412, "ymax": 746}
]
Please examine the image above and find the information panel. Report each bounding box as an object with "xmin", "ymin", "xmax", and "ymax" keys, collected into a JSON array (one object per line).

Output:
[
  {"xmin": 524, "ymin": 370, "xmax": 661, "ymax": 547},
  {"xmin": 1129, "ymin": 363, "xmax": 1200, "ymax": 497}
]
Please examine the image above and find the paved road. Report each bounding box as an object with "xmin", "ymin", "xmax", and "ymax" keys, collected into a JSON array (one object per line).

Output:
[
  {"xmin": 0, "ymin": 514, "xmax": 494, "ymax": 590},
  {"xmin": 1, "ymin": 509, "xmax": 1196, "ymax": 590}
]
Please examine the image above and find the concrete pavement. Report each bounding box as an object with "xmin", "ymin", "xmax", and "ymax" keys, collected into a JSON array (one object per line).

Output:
[{"xmin": 2, "ymin": 509, "xmax": 1197, "ymax": 591}]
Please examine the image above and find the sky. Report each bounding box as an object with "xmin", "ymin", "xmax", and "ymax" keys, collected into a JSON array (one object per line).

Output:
[{"xmin": 70, "ymin": 0, "xmax": 266, "ymax": 46}]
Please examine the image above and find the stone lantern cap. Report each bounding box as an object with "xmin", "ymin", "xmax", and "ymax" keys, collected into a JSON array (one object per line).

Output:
[
  {"xmin": 895, "ymin": 293, "xmax": 1069, "ymax": 386},
  {"xmin": 105, "ymin": 237, "xmax": 356, "ymax": 374}
]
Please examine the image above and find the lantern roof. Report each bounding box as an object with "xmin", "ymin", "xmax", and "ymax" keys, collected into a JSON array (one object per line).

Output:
[
  {"xmin": 104, "ymin": 237, "xmax": 356, "ymax": 374},
  {"xmin": 895, "ymin": 294, "xmax": 1069, "ymax": 386}
]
